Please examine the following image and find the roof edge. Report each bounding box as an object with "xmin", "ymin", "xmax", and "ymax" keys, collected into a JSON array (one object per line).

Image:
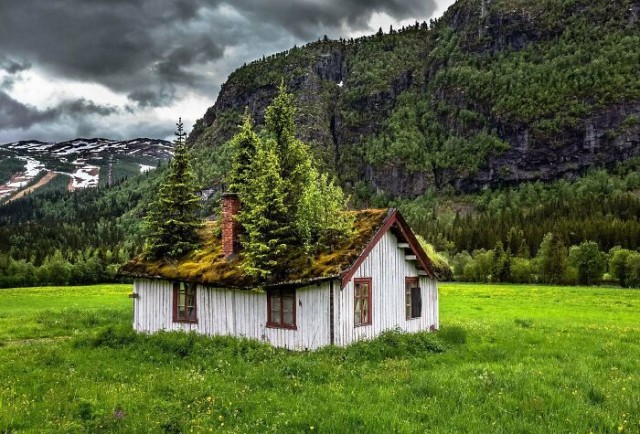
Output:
[
  {"xmin": 394, "ymin": 211, "xmax": 436, "ymax": 279},
  {"xmin": 127, "ymin": 272, "xmax": 341, "ymax": 291},
  {"xmin": 339, "ymin": 208, "xmax": 435, "ymax": 287}
]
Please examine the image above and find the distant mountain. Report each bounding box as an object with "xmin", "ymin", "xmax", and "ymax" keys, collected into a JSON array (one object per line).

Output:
[
  {"xmin": 189, "ymin": 0, "xmax": 640, "ymax": 197},
  {"xmin": 1, "ymin": 137, "xmax": 173, "ymax": 160},
  {"xmin": 0, "ymin": 137, "xmax": 173, "ymax": 201}
]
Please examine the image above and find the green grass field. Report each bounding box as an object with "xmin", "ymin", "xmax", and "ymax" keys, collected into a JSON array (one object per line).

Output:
[{"xmin": 0, "ymin": 283, "xmax": 638, "ymax": 433}]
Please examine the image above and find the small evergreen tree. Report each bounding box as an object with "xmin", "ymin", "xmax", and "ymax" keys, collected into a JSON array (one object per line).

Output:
[
  {"xmin": 264, "ymin": 81, "xmax": 312, "ymax": 220},
  {"xmin": 228, "ymin": 110, "xmax": 260, "ymax": 192},
  {"xmin": 609, "ymin": 247, "xmax": 632, "ymax": 287},
  {"xmin": 296, "ymin": 167, "xmax": 352, "ymax": 252},
  {"xmin": 236, "ymin": 138, "xmax": 289, "ymax": 280},
  {"xmin": 537, "ymin": 233, "xmax": 567, "ymax": 284},
  {"xmin": 491, "ymin": 241, "xmax": 511, "ymax": 282},
  {"xmin": 144, "ymin": 118, "xmax": 203, "ymax": 260}
]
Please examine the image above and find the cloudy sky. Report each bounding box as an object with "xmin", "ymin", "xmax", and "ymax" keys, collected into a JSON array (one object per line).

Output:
[{"xmin": 0, "ymin": 0, "xmax": 455, "ymax": 143}]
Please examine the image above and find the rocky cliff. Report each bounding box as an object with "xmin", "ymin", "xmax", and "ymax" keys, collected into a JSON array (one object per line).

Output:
[{"xmin": 189, "ymin": 0, "xmax": 640, "ymax": 197}]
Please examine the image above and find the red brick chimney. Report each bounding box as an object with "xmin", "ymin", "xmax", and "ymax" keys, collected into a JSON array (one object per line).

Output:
[{"xmin": 222, "ymin": 193, "xmax": 241, "ymax": 258}]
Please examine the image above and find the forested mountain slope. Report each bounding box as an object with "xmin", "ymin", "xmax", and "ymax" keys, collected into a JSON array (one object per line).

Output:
[
  {"xmin": 1, "ymin": 0, "xmax": 639, "ymax": 287},
  {"xmin": 189, "ymin": 0, "xmax": 639, "ymax": 196}
]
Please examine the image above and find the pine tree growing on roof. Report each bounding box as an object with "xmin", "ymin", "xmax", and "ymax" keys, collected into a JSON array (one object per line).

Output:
[
  {"xmin": 143, "ymin": 118, "xmax": 203, "ymax": 260},
  {"xmin": 228, "ymin": 110, "xmax": 260, "ymax": 192},
  {"xmin": 227, "ymin": 84, "xmax": 352, "ymax": 280},
  {"xmin": 236, "ymin": 136, "xmax": 289, "ymax": 280}
]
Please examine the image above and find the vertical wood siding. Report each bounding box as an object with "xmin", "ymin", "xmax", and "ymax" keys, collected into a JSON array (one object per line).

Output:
[
  {"xmin": 133, "ymin": 279, "xmax": 331, "ymax": 350},
  {"xmin": 132, "ymin": 229, "xmax": 439, "ymax": 350},
  {"xmin": 335, "ymin": 231, "xmax": 439, "ymax": 346}
]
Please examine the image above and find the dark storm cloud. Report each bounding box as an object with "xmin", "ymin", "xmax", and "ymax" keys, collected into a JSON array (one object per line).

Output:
[
  {"xmin": 230, "ymin": 0, "xmax": 437, "ymax": 39},
  {"xmin": 0, "ymin": 57, "xmax": 31, "ymax": 75},
  {"xmin": 0, "ymin": 0, "xmax": 217, "ymax": 89},
  {"xmin": 0, "ymin": 91, "xmax": 117, "ymax": 130},
  {"xmin": 0, "ymin": 0, "xmax": 443, "ymax": 141},
  {"xmin": 0, "ymin": 0, "xmax": 435, "ymax": 92},
  {"xmin": 128, "ymin": 89, "xmax": 174, "ymax": 108},
  {"xmin": 58, "ymin": 99, "xmax": 118, "ymax": 117},
  {"xmin": 0, "ymin": 77, "xmax": 16, "ymax": 91}
]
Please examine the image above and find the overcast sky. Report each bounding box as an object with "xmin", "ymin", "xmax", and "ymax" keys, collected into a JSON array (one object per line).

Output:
[{"xmin": 0, "ymin": 0, "xmax": 455, "ymax": 143}]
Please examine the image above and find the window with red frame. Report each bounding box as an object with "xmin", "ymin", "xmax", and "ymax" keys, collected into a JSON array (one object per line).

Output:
[
  {"xmin": 267, "ymin": 288, "xmax": 296, "ymax": 329},
  {"xmin": 405, "ymin": 277, "xmax": 422, "ymax": 320},
  {"xmin": 173, "ymin": 281, "xmax": 197, "ymax": 323},
  {"xmin": 354, "ymin": 278, "xmax": 372, "ymax": 326}
]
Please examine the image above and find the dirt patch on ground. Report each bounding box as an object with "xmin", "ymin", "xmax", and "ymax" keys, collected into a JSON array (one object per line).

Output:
[{"xmin": 6, "ymin": 171, "xmax": 57, "ymax": 203}]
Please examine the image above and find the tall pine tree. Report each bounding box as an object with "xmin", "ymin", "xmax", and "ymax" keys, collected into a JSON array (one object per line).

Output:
[
  {"xmin": 537, "ymin": 233, "xmax": 567, "ymax": 284},
  {"xmin": 228, "ymin": 110, "xmax": 260, "ymax": 192},
  {"xmin": 144, "ymin": 118, "xmax": 203, "ymax": 260},
  {"xmin": 236, "ymin": 137, "xmax": 289, "ymax": 280},
  {"xmin": 227, "ymin": 84, "xmax": 352, "ymax": 280},
  {"xmin": 264, "ymin": 81, "xmax": 312, "ymax": 220}
]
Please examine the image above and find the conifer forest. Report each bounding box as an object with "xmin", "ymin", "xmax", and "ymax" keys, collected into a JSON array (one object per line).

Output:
[{"xmin": 0, "ymin": 0, "xmax": 639, "ymax": 288}]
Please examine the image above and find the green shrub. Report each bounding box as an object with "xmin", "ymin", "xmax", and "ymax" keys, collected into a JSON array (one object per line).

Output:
[
  {"xmin": 437, "ymin": 325, "xmax": 468, "ymax": 345},
  {"xmin": 342, "ymin": 329, "xmax": 444, "ymax": 361},
  {"xmin": 83, "ymin": 325, "xmax": 138, "ymax": 349}
]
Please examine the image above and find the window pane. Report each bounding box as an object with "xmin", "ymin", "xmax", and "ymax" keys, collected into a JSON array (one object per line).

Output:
[
  {"xmin": 271, "ymin": 294, "xmax": 281, "ymax": 312},
  {"xmin": 282, "ymin": 295, "xmax": 294, "ymax": 325},
  {"xmin": 179, "ymin": 291, "xmax": 186, "ymax": 310},
  {"xmin": 411, "ymin": 287, "xmax": 422, "ymax": 318},
  {"xmin": 355, "ymin": 281, "xmax": 371, "ymax": 325},
  {"xmin": 270, "ymin": 292, "xmax": 281, "ymax": 324},
  {"xmin": 268, "ymin": 290, "xmax": 296, "ymax": 327},
  {"xmin": 283, "ymin": 308, "xmax": 293, "ymax": 325}
]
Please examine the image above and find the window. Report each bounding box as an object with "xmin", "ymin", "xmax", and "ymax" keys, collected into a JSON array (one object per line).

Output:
[
  {"xmin": 267, "ymin": 288, "xmax": 296, "ymax": 329},
  {"xmin": 354, "ymin": 278, "xmax": 372, "ymax": 326},
  {"xmin": 173, "ymin": 282, "xmax": 197, "ymax": 323},
  {"xmin": 405, "ymin": 277, "xmax": 422, "ymax": 320}
]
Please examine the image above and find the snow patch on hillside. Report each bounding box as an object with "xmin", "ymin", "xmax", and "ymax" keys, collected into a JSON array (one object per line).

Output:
[
  {"xmin": 69, "ymin": 161, "xmax": 100, "ymax": 190},
  {"xmin": 139, "ymin": 164, "xmax": 155, "ymax": 173},
  {"xmin": 0, "ymin": 157, "xmax": 45, "ymax": 199}
]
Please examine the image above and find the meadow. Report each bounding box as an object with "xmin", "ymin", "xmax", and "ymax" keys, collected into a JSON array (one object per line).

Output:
[{"xmin": 0, "ymin": 283, "xmax": 638, "ymax": 433}]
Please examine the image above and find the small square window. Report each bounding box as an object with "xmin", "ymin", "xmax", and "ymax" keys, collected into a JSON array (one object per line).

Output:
[
  {"xmin": 354, "ymin": 278, "xmax": 372, "ymax": 326},
  {"xmin": 405, "ymin": 277, "xmax": 422, "ymax": 320},
  {"xmin": 173, "ymin": 282, "xmax": 197, "ymax": 323},
  {"xmin": 267, "ymin": 288, "xmax": 296, "ymax": 329}
]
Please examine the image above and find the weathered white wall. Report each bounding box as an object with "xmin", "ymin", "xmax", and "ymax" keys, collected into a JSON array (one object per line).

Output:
[
  {"xmin": 133, "ymin": 279, "xmax": 331, "ymax": 350},
  {"xmin": 132, "ymin": 229, "xmax": 439, "ymax": 350},
  {"xmin": 335, "ymin": 231, "xmax": 439, "ymax": 346}
]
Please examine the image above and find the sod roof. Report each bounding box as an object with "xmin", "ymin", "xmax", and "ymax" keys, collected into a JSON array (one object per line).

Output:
[{"xmin": 119, "ymin": 208, "xmax": 434, "ymax": 289}]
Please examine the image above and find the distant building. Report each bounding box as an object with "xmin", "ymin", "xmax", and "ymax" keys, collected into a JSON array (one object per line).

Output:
[{"xmin": 120, "ymin": 196, "xmax": 439, "ymax": 350}]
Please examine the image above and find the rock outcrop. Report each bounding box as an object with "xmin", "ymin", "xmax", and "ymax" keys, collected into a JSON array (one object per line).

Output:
[{"xmin": 189, "ymin": 0, "xmax": 640, "ymax": 197}]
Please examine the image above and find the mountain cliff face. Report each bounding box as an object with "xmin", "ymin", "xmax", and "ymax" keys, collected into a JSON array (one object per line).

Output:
[{"xmin": 189, "ymin": 0, "xmax": 640, "ymax": 197}]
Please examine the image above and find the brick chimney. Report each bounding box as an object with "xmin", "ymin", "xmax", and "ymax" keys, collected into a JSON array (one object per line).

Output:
[{"xmin": 222, "ymin": 193, "xmax": 241, "ymax": 258}]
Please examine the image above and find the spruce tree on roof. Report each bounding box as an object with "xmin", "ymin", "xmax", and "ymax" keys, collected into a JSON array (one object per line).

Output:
[
  {"xmin": 228, "ymin": 110, "xmax": 260, "ymax": 193},
  {"xmin": 143, "ymin": 118, "xmax": 203, "ymax": 260},
  {"xmin": 236, "ymin": 137, "xmax": 289, "ymax": 280},
  {"xmin": 265, "ymin": 81, "xmax": 312, "ymax": 221},
  {"xmin": 227, "ymin": 84, "xmax": 352, "ymax": 281}
]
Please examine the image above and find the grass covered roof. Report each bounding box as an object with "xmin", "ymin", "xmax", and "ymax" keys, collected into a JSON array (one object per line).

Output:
[{"xmin": 120, "ymin": 208, "xmax": 395, "ymax": 289}]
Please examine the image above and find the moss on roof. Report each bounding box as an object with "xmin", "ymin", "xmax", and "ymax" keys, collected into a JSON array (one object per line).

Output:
[{"xmin": 119, "ymin": 208, "xmax": 391, "ymax": 289}]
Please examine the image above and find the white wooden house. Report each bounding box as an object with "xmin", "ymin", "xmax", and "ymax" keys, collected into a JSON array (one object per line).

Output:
[{"xmin": 120, "ymin": 195, "xmax": 438, "ymax": 350}]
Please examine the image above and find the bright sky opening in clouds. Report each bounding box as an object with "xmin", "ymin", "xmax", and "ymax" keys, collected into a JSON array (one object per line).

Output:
[{"xmin": 0, "ymin": 0, "xmax": 456, "ymax": 143}]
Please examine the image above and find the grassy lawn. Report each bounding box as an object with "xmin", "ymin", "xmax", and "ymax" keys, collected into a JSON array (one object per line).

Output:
[
  {"xmin": 0, "ymin": 285, "xmax": 130, "ymax": 341},
  {"xmin": 0, "ymin": 283, "xmax": 638, "ymax": 433}
]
